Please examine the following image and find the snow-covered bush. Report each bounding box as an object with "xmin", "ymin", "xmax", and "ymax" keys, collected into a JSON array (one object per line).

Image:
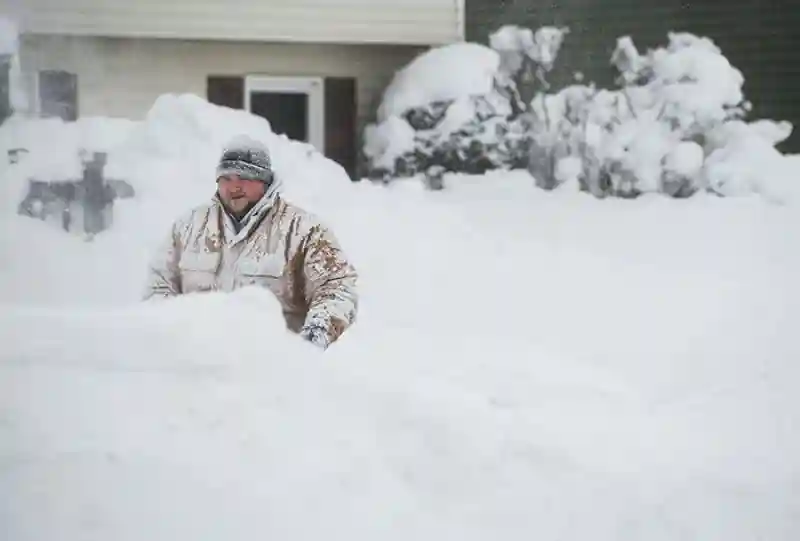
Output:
[
  {"xmin": 365, "ymin": 94, "xmax": 527, "ymax": 180},
  {"xmin": 366, "ymin": 27, "xmax": 796, "ymax": 201},
  {"xmin": 490, "ymin": 25, "xmax": 569, "ymax": 116},
  {"xmin": 363, "ymin": 28, "xmax": 566, "ymax": 183},
  {"xmin": 530, "ymin": 32, "xmax": 792, "ymax": 198}
]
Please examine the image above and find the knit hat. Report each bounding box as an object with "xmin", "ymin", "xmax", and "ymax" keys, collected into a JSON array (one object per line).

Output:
[{"xmin": 216, "ymin": 135, "xmax": 273, "ymax": 183}]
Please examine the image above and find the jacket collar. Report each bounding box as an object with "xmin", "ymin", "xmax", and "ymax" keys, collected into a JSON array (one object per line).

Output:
[{"xmin": 215, "ymin": 177, "xmax": 283, "ymax": 246}]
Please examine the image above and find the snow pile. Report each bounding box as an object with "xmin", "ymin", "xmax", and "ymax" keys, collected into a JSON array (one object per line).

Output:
[
  {"xmin": 0, "ymin": 115, "xmax": 138, "ymax": 217},
  {"xmin": 0, "ymin": 92, "xmax": 359, "ymax": 302},
  {"xmin": 702, "ymin": 119, "xmax": 798, "ymax": 200},
  {"xmin": 1, "ymin": 95, "xmax": 800, "ymax": 539},
  {"xmin": 120, "ymin": 93, "xmax": 351, "ymax": 192},
  {"xmin": 0, "ymin": 93, "xmax": 351, "ymax": 195},
  {"xmin": 0, "ymin": 93, "xmax": 354, "ymax": 234},
  {"xmin": 1, "ymin": 285, "xmax": 310, "ymax": 367},
  {"xmin": 365, "ymin": 29, "xmax": 797, "ymax": 202},
  {"xmin": 112, "ymin": 94, "xmax": 352, "ymax": 214}
]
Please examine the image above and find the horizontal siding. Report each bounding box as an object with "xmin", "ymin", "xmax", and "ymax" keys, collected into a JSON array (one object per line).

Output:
[
  {"xmin": 3, "ymin": 0, "xmax": 463, "ymax": 45},
  {"xmin": 466, "ymin": 0, "xmax": 800, "ymax": 153},
  {"xmin": 19, "ymin": 35, "xmax": 423, "ymax": 130}
]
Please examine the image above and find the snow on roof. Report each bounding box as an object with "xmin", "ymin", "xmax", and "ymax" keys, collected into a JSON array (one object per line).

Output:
[{"xmin": 377, "ymin": 42, "xmax": 501, "ymax": 122}]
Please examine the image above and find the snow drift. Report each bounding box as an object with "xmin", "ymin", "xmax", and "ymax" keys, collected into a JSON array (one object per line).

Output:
[{"xmin": 1, "ymin": 91, "xmax": 799, "ymax": 540}]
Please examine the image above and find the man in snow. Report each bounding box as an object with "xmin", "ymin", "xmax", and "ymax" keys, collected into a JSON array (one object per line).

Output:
[{"xmin": 143, "ymin": 135, "xmax": 358, "ymax": 349}]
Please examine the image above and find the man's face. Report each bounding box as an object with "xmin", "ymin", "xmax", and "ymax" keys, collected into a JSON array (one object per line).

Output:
[{"xmin": 217, "ymin": 174, "xmax": 266, "ymax": 216}]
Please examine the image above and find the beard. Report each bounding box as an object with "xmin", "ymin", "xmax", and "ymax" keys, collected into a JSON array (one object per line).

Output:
[{"xmin": 221, "ymin": 192, "xmax": 258, "ymax": 219}]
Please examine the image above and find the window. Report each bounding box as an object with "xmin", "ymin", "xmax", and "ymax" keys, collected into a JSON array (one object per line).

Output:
[
  {"xmin": 207, "ymin": 76, "xmax": 244, "ymax": 110},
  {"xmin": 39, "ymin": 70, "xmax": 78, "ymax": 121}
]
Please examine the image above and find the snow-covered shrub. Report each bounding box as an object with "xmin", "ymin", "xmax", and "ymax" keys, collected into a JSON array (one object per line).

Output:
[
  {"xmin": 530, "ymin": 32, "xmax": 794, "ymax": 199},
  {"xmin": 368, "ymin": 94, "xmax": 528, "ymax": 181},
  {"xmin": 490, "ymin": 25, "xmax": 569, "ymax": 116},
  {"xmin": 363, "ymin": 28, "xmax": 567, "ymax": 184},
  {"xmin": 365, "ymin": 27, "xmax": 795, "ymax": 200}
]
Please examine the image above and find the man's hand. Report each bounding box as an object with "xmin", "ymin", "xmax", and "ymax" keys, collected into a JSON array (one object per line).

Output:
[{"xmin": 300, "ymin": 324, "xmax": 331, "ymax": 350}]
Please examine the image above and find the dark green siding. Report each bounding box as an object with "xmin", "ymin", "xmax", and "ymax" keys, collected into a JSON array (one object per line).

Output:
[{"xmin": 466, "ymin": 0, "xmax": 800, "ymax": 152}]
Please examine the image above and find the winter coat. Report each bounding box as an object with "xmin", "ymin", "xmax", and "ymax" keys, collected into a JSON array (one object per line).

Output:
[{"xmin": 143, "ymin": 179, "xmax": 358, "ymax": 346}]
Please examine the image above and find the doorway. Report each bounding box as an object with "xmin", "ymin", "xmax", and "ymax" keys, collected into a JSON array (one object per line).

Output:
[
  {"xmin": 244, "ymin": 75, "xmax": 324, "ymax": 153},
  {"xmin": 250, "ymin": 92, "xmax": 308, "ymax": 143}
]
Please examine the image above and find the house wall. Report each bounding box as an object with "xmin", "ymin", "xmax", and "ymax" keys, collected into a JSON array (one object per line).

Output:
[
  {"xmin": 19, "ymin": 34, "xmax": 424, "ymax": 132},
  {"xmin": 464, "ymin": 0, "xmax": 800, "ymax": 152},
  {"xmin": 2, "ymin": 0, "xmax": 464, "ymax": 46}
]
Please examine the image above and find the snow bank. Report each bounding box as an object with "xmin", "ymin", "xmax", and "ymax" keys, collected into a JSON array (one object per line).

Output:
[
  {"xmin": 115, "ymin": 94, "xmax": 353, "ymax": 212},
  {"xmin": 0, "ymin": 115, "xmax": 137, "ymax": 176},
  {"xmin": 0, "ymin": 93, "xmax": 351, "ymax": 193},
  {"xmin": 1, "ymin": 91, "xmax": 799, "ymax": 540},
  {"xmin": 2, "ymin": 171, "xmax": 799, "ymax": 539},
  {"xmin": 0, "ymin": 115, "xmax": 137, "ymax": 218},
  {"xmin": 0, "ymin": 93, "xmax": 355, "ymax": 229}
]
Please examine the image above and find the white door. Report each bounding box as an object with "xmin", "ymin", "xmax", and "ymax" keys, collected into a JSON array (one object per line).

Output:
[{"xmin": 244, "ymin": 75, "xmax": 325, "ymax": 154}]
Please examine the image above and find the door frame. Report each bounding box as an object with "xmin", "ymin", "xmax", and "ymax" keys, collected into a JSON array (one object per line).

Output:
[{"xmin": 244, "ymin": 75, "xmax": 325, "ymax": 154}]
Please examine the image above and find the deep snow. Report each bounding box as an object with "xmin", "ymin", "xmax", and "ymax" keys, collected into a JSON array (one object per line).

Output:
[{"xmin": 1, "ymin": 96, "xmax": 799, "ymax": 540}]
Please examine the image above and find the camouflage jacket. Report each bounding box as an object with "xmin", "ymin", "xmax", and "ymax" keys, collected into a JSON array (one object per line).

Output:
[{"xmin": 143, "ymin": 184, "xmax": 358, "ymax": 347}]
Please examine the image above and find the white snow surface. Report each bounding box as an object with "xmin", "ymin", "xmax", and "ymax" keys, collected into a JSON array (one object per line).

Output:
[{"xmin": 1, "ymin": 95, "xmax": 800, "ymax": 540}]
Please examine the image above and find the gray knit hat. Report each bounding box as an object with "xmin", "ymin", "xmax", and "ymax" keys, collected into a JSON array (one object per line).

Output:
[{"xmin": 216, "ymin": 135, "xmax": 273, "ymax": 183}]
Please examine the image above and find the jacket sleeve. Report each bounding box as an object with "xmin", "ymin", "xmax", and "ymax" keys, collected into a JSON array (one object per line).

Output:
[
  {"xmin": 143, "ymin": 223, "xmax": 182, "ymax": 300},
  {"xmin": 300, "ymin": 223, "xmax": 359, "ymax": 345}
]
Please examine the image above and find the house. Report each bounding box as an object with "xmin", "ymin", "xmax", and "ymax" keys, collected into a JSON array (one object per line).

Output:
[
  {"xmin": 1, "ymin": 0, "xmax": 466, "ymax": 177},
  {"xmin": 465, "ymin": 0, "xmax": 800, "ymax": 153}
]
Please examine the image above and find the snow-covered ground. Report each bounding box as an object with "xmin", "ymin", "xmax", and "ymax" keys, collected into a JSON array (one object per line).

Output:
[{"xmin": 1, "ymin": 94, "xmax": 799, "ymax": 540}]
